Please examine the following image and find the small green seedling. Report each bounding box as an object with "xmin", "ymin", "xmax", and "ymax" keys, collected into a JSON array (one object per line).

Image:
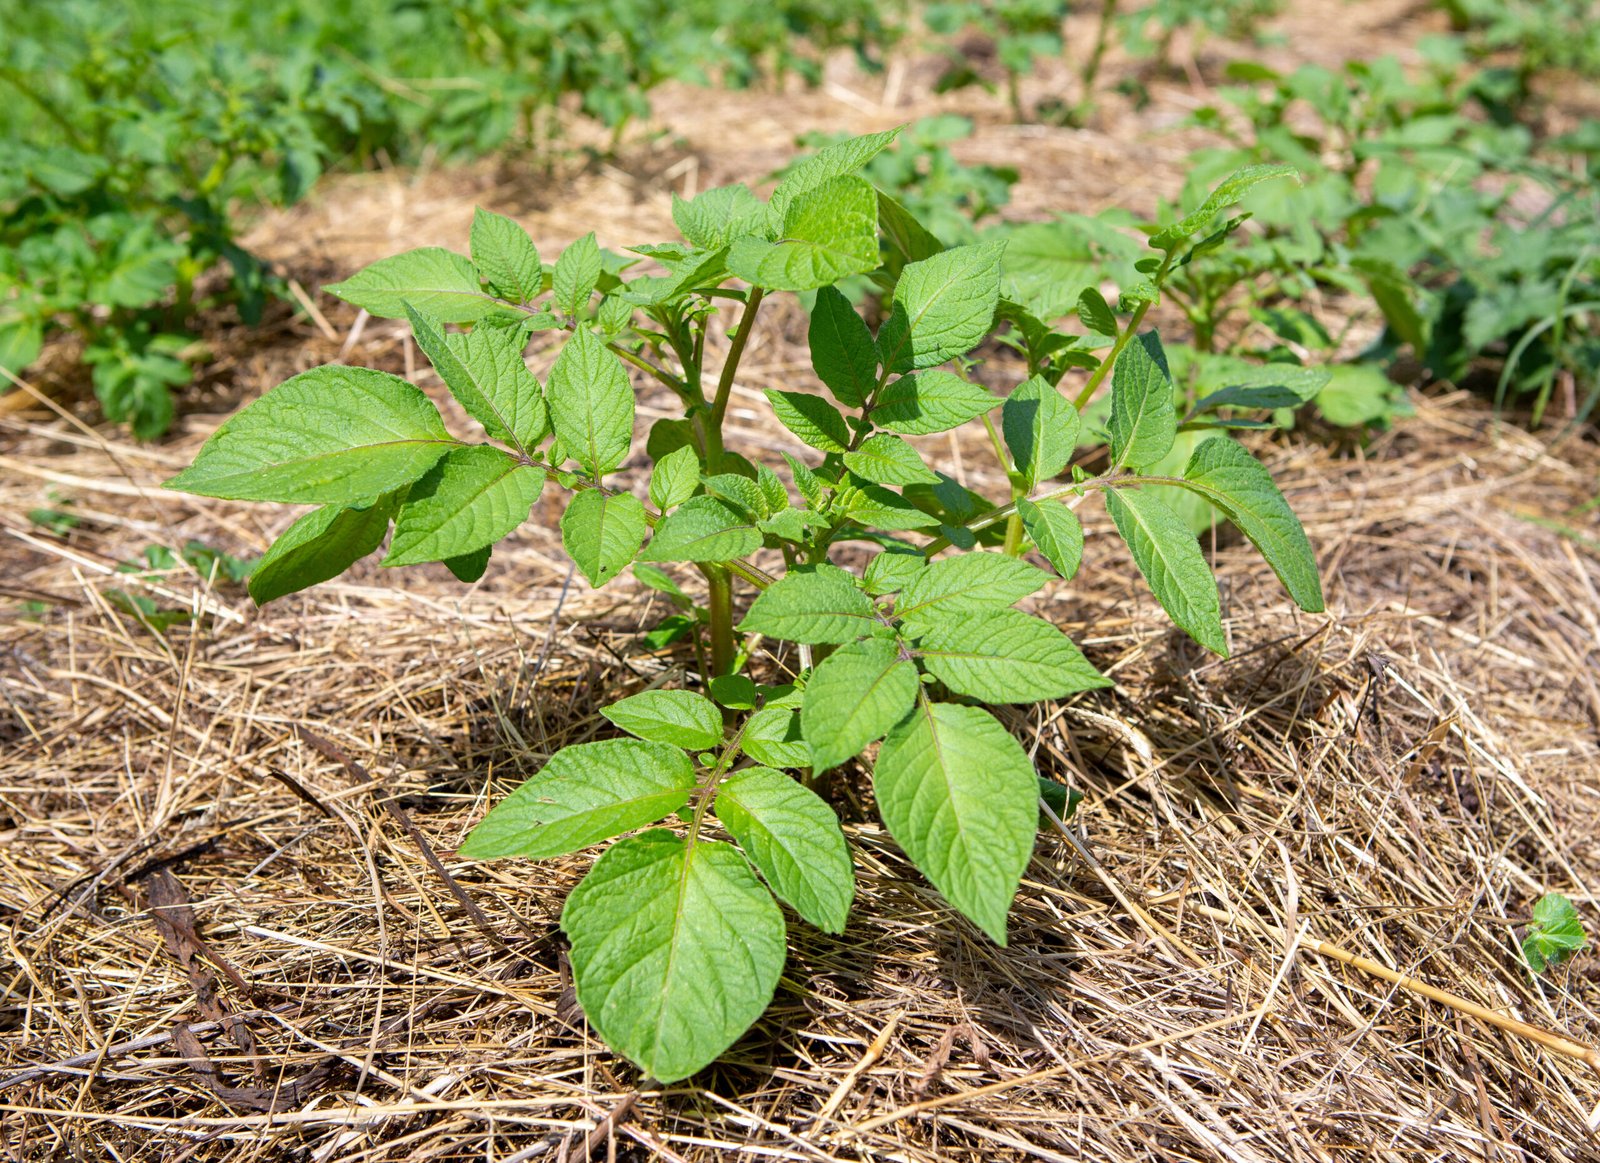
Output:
[
  {"xmin": 1522, "ymin": 892, "xmax": 1588, "ymax": 975},
  {"xmin": 168, "ymin": 134, "xmax": 1324, "ymax": 1082}
]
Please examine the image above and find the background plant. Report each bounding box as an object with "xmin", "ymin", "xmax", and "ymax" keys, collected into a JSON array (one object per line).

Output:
[
  {"xmin": 0, "ymin": 0, "xmax": 907, "ymax": 437},
  {"xmin": 168, "ymin": 133, "xmax": 1326, "ymax": 1081}
]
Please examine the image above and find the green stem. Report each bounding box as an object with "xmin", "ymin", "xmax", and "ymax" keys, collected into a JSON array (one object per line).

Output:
[
  {"xmin": 1079, "ymin": 0, "xmax": 1119, "ymax": 106},
  {"xmin": 1070, "ymin": 249, "xmax": 1176, "ymax": 413},
  {"xmin": 704, "ymin": 286, "xmax": 766, "ymax": 473},
  {"xmin": 702, "ymin": 565, "xmax": 736, "ymax": 677}
]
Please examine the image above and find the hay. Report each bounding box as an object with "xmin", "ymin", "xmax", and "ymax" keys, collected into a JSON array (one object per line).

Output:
[
  {"xmin": 6, "ymin": 359, "xmax": 1600, "ymax": 1160},
  {"xmin": 5, "ymin": 8, "xmax": 1600, "ymax": 1158}
]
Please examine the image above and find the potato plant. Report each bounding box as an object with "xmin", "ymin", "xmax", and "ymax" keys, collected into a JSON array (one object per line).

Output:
[{"xmin": 168, "ymin": 132, "xmax": 1324, "ymax": 1082}]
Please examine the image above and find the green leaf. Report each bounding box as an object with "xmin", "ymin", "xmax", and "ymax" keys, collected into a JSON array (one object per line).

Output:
[
  {"xmin": 915, "ymin": 608, "xmax": 1108, "ymax": 702},
  {"xmin": 844, "ymin": 481, "xmax": 942, "ymax": 531},
  {"xmin": 1523, "ymin": 892, "xmax": 1588, "ymax": 975},
  {"xmin": 1107, "ymin": 332, "xmax": 1177, "ymax": 471},
  {"xmin": 801, "ymin": 638, "xmax": 919, "ymax": 773},
  {"xmin": 1151, "ymin": 164, "xmax": 1299, "ymax": 251},
  {"xmin": 873, "ymin": 370, "xmax": 998, "ymax": 436},
  {"xmin": 864, "ymin": 546, "xmax": 927, "ymax": 595},
  {"xmin": 716, "ymin": 768, "xmax": 853, "ymax": 932},
  {"xmin": 843, "ymin": 435, "xmax": 939, "ymax": 486},
  {"xmin": 764, "ymin": 390, "xmax": 851, "ymax": 453},
  {"xmin": 459, "ymin": 739, "xmax": 695, "ymax": 860},
  {"xmin": 740, "ymin": 703, "xmax": 809, "ymax": 769},
  {"xmin": 727, "ymin": 176, "xmax": 880, "ymax": 293},
  {"xmin": 710, "ymin": 674, "xmax": 759, "ymax": 711},
  {"xmin": 1002, "ymin": 376, "xmax": 1079, "ymax": 487},
  {"xmin": 1182, "ymin": 438, "xmax": 1323, "ymax": 613},
  {"xmin": 561, "ymin": 831, "xmax": 786, "ymax": 1082},
  {"xmin": 1105, "ymin": 486, "xmax": 1227, "ymax": 656},
  {"xmin": 471, "ymin": 208, "xmax": 542, "ymax": 303},
  {"xmin": 641, "ymin": 496, "xmax": 762, "ymax": 563},
  {"xmin": 877, "ymin": 190, "xmax": 946, "ymax": 267},
  {"xmin": 769, "ymin": 127, "xmax": 901, "ymax": 222},
  {"xmin": 602, "ymin": 690, "xmax": 723, "ymax": 750},
  {"xmin": 634, "ymin": 563, "xmax": 691, "ymax": 606},
  {"xmin": 1076, "ymin": 287, "xmax": 1118, "ymax": 340},
  {"xmin": 896, "ymin": 553, "xmax": 1050, "ymax": 628},
  {"xmin": 874, "ymin": 701, "xmax": 1037, "ymax": 944},
  {"xmin": 547, "ymin": 328, "xmax": 634, "ymax": 478},
  {"xmin": 702, "ymin": 473, "xmax": 768, "ymax": 518},
  {"xmin": 326, "ymin": 248, "xmax": 502, "ymax": 322},
  {"xmin": 809, "ymin": 285, "xmax": 878, "ymax": 408},
  {"xmin": 738, "ymin": 564, "xmax": 876, "ymax": 644},
  {"xmin": 387, "ymin": 446, "xmax": 544, "ymax": 566},
  {"xmin": 552, "ymin": 232, "xmax": 602, "ymax": 317},
  {"xmin": 1188, "ymin": 365, "xmax": 1329, "ymax": 415},
  {"xmin": 649, "ymin": 444, "xmax": 701, "ymax": 511},
  {"xmin": 756, "ymin": 464, "xmax": 790, "ymax": 513},
  {"xmin": 444, "ymin": 545, "xmax": 491, "ymax": 582},
  {"xmin": 561, "ymin": 489, "xmax": 648, "ymax": 587},
  {"xmin": 1017, "ymin": 497, "xmax": 1083, "ymax": 580},
  {"xmin": 876, "ymin": 240, "xmax": 1006, "ymax": 373},
  {"xmin": 672, "ymin": 184, "xmax": 771, "ymax": 250},
  {"xmin": 248, "ymin": 497, "xmax": 399, "ymax": 605},
  {"xmin": 406, "ymin": 305, "xmax": 547, "ymax": 452},
  {"xmin": 0, "ymin": 316, "xmax": 43, "ymax": 375},
  {"xmin": 165, "ymin": 366, "xmax": 455, "ymax": 505}
]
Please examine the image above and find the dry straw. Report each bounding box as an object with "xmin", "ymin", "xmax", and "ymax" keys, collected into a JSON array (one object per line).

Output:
[{"xmin": 5, "ymin": 28, "xmax": 1600, "ymax": 1157}]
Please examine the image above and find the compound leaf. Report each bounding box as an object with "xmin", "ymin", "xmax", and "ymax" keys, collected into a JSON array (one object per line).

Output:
[
  {"xmin": 876, "ymin": 240, "xmax": 1005, "ymax": 373},
  {"xmin": 602, "ymin": 689, "xmax": 723, "ymax": 750},
  {"xmin": 1523, "ymin": 893, "xmax": 1588, "ymax": 975},
  {"xmin": 1105, "ymin": 486, "xmax": 1227, "ymax": 655},
  {"xmin": 896, "ymin": 553, "xmax": 1050, "ymax": 628},
  {"xmin": 641, "ymin": 496, "xmax": 762, "ymax": 562},
  {"xmin": 809, "ymin": 285, "xmax": 878, "ymax": 408},
  {"xmin": 741, "ymin": 702, "xmax": 809, "ymax": 769},
  {"xmin": 874, "ymin": 701, "xmax": 1037, "ymax": 944},
  {"xmin": 1107, "ymin": 332, "xmax": 1177, "ymax": 471},
  {"xmin": 547, "ymin": 328, "xmax": 634, "ymax": 478},
  {"xmin": 326, "ymin": 248, "xmax": 502, "ymax": 321},
  {"xmin": 716, "ymin": 767, "xmax": 854, "ymax": 933},
  {"xmin": 552, "ymin": 232, "xmax": 602, "ymax": 317},
  {"xmin": 728, "ymin": 176, "xmax": 880, "ymax": 292},
  {"xmin": 1182, "ymin": 438, "xmax": 1323, "ymax": 613},
  {"xmin": 459, "ymin": 739, "xmax": 695, "ymax": 860},
  {"xmin": 407, "ymin": 305, "xmax": 547, "ymax": 451},
  {"xmin": 843, "ymin": 434, "xmax": 939, "ymax": 486},
  {"xmin": 765, "ymin": 389, "xmax": 851, "ymax": 453},
  {"xmin": 165, "ymin": 366, "xmax": 455, "ymax": 505},
  {"xmin": 672, "ymin": 183, "xmax": 770, "ymax": 250},
  {"xmin": 387, "ymin": 445, "xmax": 544, "ymax": 566},
  {"xmin": 471, "ymin": 208, "xmax": 542, "ymax": 303},
  {"xmin": 248, "ymin": 496, "xmax": 399, "ymax": 605},
  {"xmin": 649, "ymin": 444, "xmax": 701, "ymax": 511},
  {"xmin": 561, "ymin": 832, "xmax": 786, "ymax": 1083},
  {"xmin": 801, "ymin": 638, "xmax": 919, "ymax": 773},
  {"xmin": 1151, "ymin": 164, "xmax": 1298, "ymax": 251},
  {"xmin": 561, "ymin": 488, "xmax": 648, "ymax": 587},
  {"xmin": 873, "ymin": 370, "xmax": 998, "ymax": 436},
  {"xmin": 444, "ymin": 545, "xmax": 491, "ymax": 582},
  {"xmin": 738, "ymin": 563, "xmax": 876, "ymax": 644},
  {"xmin": 769, "ymin": 127, "xmax": 900, "ymax": 221},
  {"xmin": 1002, "ymin": 376, "xmax": 1078, "ymax": 487},
  {"xmin": 1017, "ymin": 497, "xmax": 1083, "ymax": 580},
  {"xmin": 915, "ymin": 608, "xmax": 1109, "ymax": 703}
]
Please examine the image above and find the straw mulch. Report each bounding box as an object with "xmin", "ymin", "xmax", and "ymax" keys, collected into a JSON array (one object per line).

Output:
[
  {"xmin": 5, "ymin": 357, "xmax": 1600, "ymax": 1160},
  {"xmin": 6, "ymin": 2, "xmax": 1600, "ymax": 1157}
]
